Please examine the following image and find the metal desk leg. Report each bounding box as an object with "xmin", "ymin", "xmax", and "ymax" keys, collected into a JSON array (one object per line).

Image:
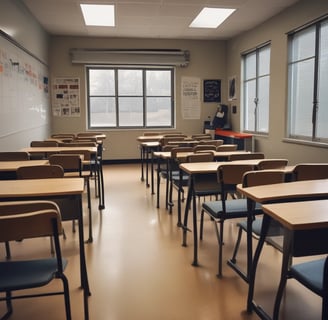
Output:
[{"xmin": 182, "ymin": 177, "xmax": 192, "ymax": 247}]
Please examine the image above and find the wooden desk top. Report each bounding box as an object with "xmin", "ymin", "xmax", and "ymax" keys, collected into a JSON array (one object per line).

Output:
[
  {"xmin": 179, "ymin": 160, "xmax": 261, "ymax": 174},
  {"xmin": 0, "ymin": 178, "xmax": 84, "ymax": 198},
  {"xmin": 262, "ymin": 199, "xmax": 328, "ymax": 231},
  {"xmin": 137, "ymin": 135, "xmax": 164, "ymax": 142},
  {"xmin": 0, "ymin": 160, "xmax": 48, "ymax": 171},
  {"xmin": 140, "ymin": 141, "xmax": 161, "ymax": 147},
  {"xmin": 237, "ymin": 179, "xmax": 328, "ymax": 203},
  {"xmin": 21, "ymin": 146, "xmax": 97, "ymax": 154}
]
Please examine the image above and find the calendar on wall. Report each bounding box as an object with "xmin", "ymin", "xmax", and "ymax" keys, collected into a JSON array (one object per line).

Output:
[{"xmin": 52, "ymin": 77, "xmax": 80, "ymax": 117}]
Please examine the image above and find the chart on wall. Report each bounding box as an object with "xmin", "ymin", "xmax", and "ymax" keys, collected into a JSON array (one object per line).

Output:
[
  {"xmin": 52, "ymin": 77, "xmax": 80, "ymax": 117},
  {"xmin": 0, "ymin": 31, "xmax": 49, "ymax": 138}
]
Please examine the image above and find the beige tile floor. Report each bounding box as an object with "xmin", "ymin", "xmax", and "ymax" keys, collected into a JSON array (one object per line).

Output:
[{"xmin": 0, "ymin": 163, "xmax": 322, "ymax": 319}]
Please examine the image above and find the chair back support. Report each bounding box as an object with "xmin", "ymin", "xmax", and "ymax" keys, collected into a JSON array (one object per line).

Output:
[
  {"xmin": 216, "ymin": 144, "xmax": 238, "ymax": 151},
  {"xmin": 0, "ymin": 152, "xmax": 30, "ymax": 161},
  {"xmin": 191, "ymin": 133, "xmax": 212, "ymax": 140},
  {"xmin": 218, "ymin": 164, "xmax": 255, "ymax": 185},
  {"xmin": 16, "ymin": 165, "xmax": 64, "ymax": 180},
  {"xmin": 229, "ymin": 152, "xmax": 265, "ymax": 161},
  {"xmin": 293, "ymin": 163, "xmax": 328, "ymax": 181},
  {"xmin": 187, "ymin": 152, "xmax": 214, "ymax": 163},
  {"xmin": 30, "ymin": 140, "xmax": 58, "ymax": 147},
  {"xmin": 49, "ymin": 154, "xmax": 82, "ymax": 175},
  {"xmin": 242, "ymin": 170, "xmax": 286, "ymax": 187},
  {"xmin": 198, "ymin": 139, "xmax": 223, "ymax": 147},
  {"xmin": 0, "ymin": 208, "xmax": 62, "ymax": 242},
  {"xmin": 193, "ymin": 145, "xmax": 217, "ymax": 152},
  {"xmin": 257, "ymin": 159, "xmax": 288, "ymax": 170}
]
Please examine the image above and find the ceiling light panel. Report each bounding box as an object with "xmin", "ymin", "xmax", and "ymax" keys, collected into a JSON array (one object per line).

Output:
[
  {"xmin": 189, "ymin": 7, "xmax": 236, "ymax": 28},
  {"xmin": 80, "ymin": 4, "xmax": 115, "ymax": 26}
]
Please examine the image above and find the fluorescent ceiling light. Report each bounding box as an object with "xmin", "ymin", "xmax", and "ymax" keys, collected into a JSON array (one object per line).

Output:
[
  {"xmin": 189, "ymin": 7, "xmax": 235, "ymax": 28},
  {"xmin": 80, "ymin": 4, "xmax": 115, "ymax": 26}
]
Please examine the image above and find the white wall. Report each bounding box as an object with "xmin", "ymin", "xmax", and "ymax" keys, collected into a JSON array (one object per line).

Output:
[
  {"xmin": 226, "ymin": 0, "xmax": 328, "ymax": 164},
  {"xmin": 0, "ymin": 0, "xmax": 51, "ymax": 151},
  {"xmin": 49, "ymin": 37, "xmax": 227, "ymax": 160}
]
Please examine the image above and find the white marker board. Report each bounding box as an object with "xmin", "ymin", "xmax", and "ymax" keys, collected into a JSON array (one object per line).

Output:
[{"xmin": 0, "ymin": 31, "xmax": 49, "ymax": 138}]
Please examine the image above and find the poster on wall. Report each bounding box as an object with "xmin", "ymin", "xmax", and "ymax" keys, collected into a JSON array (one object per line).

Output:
[
  {"xmin": 203, "ymin": 79, "xmax": 221, "ymax": 102},
  {"xmin": 181, "ymin": 76, "xmax": 201, "ymax": 119},
  {"xmin": 228, "ymin": 76, "xmax": 237, "ymax": 101},
  {"xmin": 52, "ymin": 77, "xmax": 80, "ymax": 117}
]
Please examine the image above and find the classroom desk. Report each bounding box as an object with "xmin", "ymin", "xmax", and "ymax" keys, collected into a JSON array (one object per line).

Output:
[
  {"xmin": 21, "ymin": 146, "xmax": 105, "ymax": 210},
  {"xmin": 0, "ymin": 160, "xmax": 48, "ymax": 171},
  {"xmin": 251, "ymin": 200, "xmax": 328, "ymax": 320},
  {"xmin": 152, "ymin": 150, "xmax": 252, "ymax": 210},
  {"xmin": 0, "ymin": 177, "xmax": 90, "ymax": 319},
  {"xmin": 139, "ymin": 141, "xmax": 161, "ymax": 189},
  {"xmin": 179, "ymin": 160, "xmax": 295, "ymax": 266},
  {"xmin": 236, "ymin": 179, "xmax": 328, "ymax": 318}
]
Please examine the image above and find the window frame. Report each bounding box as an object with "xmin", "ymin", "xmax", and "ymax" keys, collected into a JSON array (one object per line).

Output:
[
  {"xmin": 86, "ymin": 66, "xmax": 175, "ymax": 129},
  {"xmin": 287, "ymin": 16, "xmax": 328, "ymax": 144}
]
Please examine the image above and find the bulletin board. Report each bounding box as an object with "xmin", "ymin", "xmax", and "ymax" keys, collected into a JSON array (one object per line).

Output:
[{"xmin": 0, "ymin": 31, "xmax": 49, "ymax": 138}]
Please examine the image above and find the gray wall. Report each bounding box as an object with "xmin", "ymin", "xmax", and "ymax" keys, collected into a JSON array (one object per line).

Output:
[
  {"xmin": 49, "ymin": 37, "xmax": 226, "ymax": 160},
  {"xmin": 226, "ymin": 0, "xmax": 328, "ymax": 164}
]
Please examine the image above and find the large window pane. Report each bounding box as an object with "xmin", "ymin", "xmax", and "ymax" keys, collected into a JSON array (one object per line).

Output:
[
  {"xmin": 243, "ymin": 80, "xmax": 256, "ymax": 131},
  {"xmin": 146, "ymin": 97, "xmax": 171, "ymax": 126},
  {"xmin": 118, "ymin": 97, "xmax": 143, "ymax": 126},
  {"xmin": 243, "ymin": 44, "xmax": 270, "ymax": 134},
  {"xmin": 118, "ymin": 70, "xmax": 142, "ymax": 96},
  {"xmin": 288, "ymin": 17, "xmax": 328, "ymax": 142},
  {"xmin": 146, "ymin": 70, "xmax": 171, "ymax": 96},
  {"xmin": 90, "ymin": 97, "xmax": 116, "ymax": 127},
  {"xmin": 89, "ymin": 69, "xmax": 114, "ymax": 95},
  {"xmin": 257, "ymin": 76, "xmax": 270, "ymax": 132}
]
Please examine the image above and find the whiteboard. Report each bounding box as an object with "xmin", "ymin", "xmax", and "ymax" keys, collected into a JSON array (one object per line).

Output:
[{"xmin": 0, "ymin": 32, "xmax": 49, "ymax": 138}]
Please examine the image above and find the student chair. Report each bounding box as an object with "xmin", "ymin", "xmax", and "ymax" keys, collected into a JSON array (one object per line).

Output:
[
  {"xmin": 0, "ymin": 201, "xmax": 72, "ymax": 320},
  {"xmin": 227, "ymin": 170, "xmax": 286, "ymax": 282},
  {"xmin": 199, "ymin": 164, "xmax": 255, "ymax": 277},
  {"xmin": 49, "ymin": 154, "xmax": 93, "ymax": 243},
  {"xmin": 229, "ymin": 152, "xmax": 265, "ymax": 161},
  {"xmin": 0, "ymin": 152, "xmax": 30, "ymax": 161}
]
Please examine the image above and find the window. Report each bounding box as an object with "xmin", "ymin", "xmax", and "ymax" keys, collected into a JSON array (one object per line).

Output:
[
  {"xmin": 287, "ymin": 17, "xmax": 328, "ymax": 143},
  {"xmin": 87, "ymin": 67, "xmax": 174, "ymax": 128},
  {"xmin": 242, "ymin": 44, "xmax": 271, "ymax": 134}
]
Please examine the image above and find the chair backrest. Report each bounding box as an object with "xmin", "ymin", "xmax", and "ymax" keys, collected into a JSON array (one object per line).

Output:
[
  {"xmin": 162, "ymin": 145, "xmax": 179, "ymax": 151},
  {"xmin": 30, "ymin": 140, "xmax": 58, "ymax": 147},
  {"xmin": 51, "ymin": 133, "xmax": 75, "ymax": 139},
  {"xmin": 49, "ymin": 154, "xmax": 82, "ymax": 175},
  {"xmin": 58, "ymin": 142, "xmax": 97, "ymax": 148},
  {"xmin": 171, "ymin": 147, "xmax": 193, "ymax": 161},
  {"xmin": 187, "ymin": 152, "xmax": 214, "ymax": 163},
  {"xmin": 16, "ymin": 165, "xmax": 64, "ymax": 180},
  {"xmin": 191, "ymin": 133, "xmax": 212, "ymax": 140},
  {"xmin": 229, "ymin": 152, "xmax": 265, "ymax": 161},
  {"xmin": 218, "ymin": 164, "xmax": 255, "ymax": 196},
  {"xmin": 198, "ymin": 139, "xmax": 223, "ymax": 147},
  {"xmin": 216, "ymin": 144, "xmax": 238, "ymax": 151},
  {"xmin": 242, "ymin": 170, "xmax": 286, "ymax": 187},
  {"xmin": 293, "ymin": 163, "xmax": 328, "ymax": 181},
  {"xmin": 0, "ymin": 152, "xmax": 30, "ymax": 161},
  {"xmin": 193, "ymin": 145, "xmax": 217, "ymax": 152},
  {"xmin": 161, "ymin": 136, "xmax": 186, "ymax": 146},
  {"xmin": 59, "ymin": 149, "xmax": 92, "ymax": 161},
  {"xmin": 0, "ymin": 200, "xmax": 63, "ymax": 242},
  {"xmin": 257, "ymin": 159, "xmax": 288, "ymax": 170}
]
